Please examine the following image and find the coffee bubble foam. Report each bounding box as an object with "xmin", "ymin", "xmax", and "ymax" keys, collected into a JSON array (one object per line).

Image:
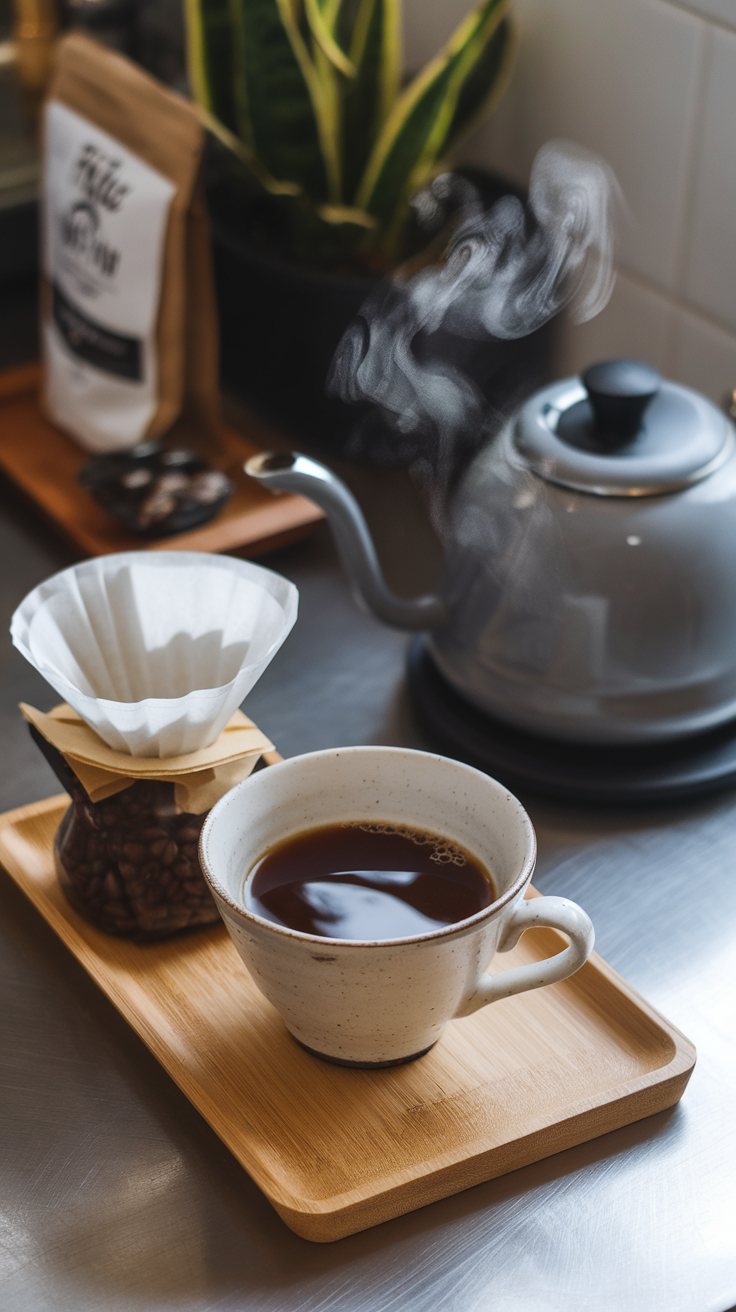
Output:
[{"xmin": 345, "ymin": 821, "xmax": 467, "ymax": 866}]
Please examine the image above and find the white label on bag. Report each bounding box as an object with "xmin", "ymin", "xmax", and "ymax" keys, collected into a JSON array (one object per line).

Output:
[{"xmin": 43, "ymin": 100, "xmax": 176, "ymax": 452}]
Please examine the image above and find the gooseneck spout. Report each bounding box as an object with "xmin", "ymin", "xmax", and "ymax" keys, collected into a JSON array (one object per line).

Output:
[{"xmin": 245, "ymin": 452, "xmax": 448, "ymax": 631}]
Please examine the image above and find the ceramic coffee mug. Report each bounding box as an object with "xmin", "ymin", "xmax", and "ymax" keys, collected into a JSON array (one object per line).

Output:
[{"xmin": 199, "ymin": 747, "xmax": 595, "ymax": 1067}]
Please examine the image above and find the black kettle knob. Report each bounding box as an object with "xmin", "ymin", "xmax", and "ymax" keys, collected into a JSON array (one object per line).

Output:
[{"xmin": 582, "ymin": 359, "xmax": 661, "ymax": 439}]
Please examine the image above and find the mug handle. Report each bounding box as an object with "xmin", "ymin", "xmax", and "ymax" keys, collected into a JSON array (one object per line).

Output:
[{"xmin": 454, "ymin": 895, "xmax": 595, "ymax": 1017}]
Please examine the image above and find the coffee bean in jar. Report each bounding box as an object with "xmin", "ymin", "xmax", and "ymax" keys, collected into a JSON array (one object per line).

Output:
[{"xmin": 55, "ymin": 775, "xmax": 220, "ymax": 937}]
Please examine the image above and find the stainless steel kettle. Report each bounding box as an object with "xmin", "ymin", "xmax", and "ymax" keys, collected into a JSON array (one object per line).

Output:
[{"xmin": 247, "ymin": 361, "xmax": 736, "ymax": 746}]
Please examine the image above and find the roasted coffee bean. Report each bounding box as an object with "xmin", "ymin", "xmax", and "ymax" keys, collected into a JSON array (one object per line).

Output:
[
  {"xmin": 104, "ymin": 871, "xmax": 123, "ymax": 900},
  {"xmin": 178, "ymin": 826, "xmax": 202, "ymax": 844},
  {"xmin": 54, "ymin": 776, "xmax": 220, "ymax": 938}
]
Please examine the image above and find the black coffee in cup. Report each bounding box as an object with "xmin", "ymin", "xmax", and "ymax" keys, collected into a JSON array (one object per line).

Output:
[{"xmin": 247, "ymin": 821, "xmax": 495, "ymax": 940}]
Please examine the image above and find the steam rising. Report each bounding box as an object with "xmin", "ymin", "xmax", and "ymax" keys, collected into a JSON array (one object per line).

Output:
[{"xmin": 328, "ymin": 141, "xmax": 619, "ymax": 495}]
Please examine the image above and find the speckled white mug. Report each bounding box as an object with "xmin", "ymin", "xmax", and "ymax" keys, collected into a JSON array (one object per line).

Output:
[{"xmin": 199, "ymin": 747, "xmax": 595, "ymax": 1067}]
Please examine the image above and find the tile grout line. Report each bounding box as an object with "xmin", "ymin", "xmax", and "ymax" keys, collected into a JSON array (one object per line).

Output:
[
  {"xmin": 664, "ymin": 17, "xmax": 712, "ymax": 373},
  {"xmin": 659, "ymin": 0, "xmax": 736, "ymax": 39},
  {"xmin": 616, "ymin": 263, "xmax": 736, "ymax": 345}
]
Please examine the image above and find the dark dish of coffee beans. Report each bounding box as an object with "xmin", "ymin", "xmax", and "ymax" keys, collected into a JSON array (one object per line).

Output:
[
  {"xmin": 247, "ymin": 821, "xmax": 495, "ymax": 940},
  {"xmin": 55, "ymin": 776, "xmax": 220, "ymax": 937}
]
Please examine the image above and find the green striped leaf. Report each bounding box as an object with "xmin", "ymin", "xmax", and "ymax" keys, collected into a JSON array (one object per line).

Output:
[
  {"xmin": 185, "ymin": 0, "xmax": 239, "ymax": 135},
  {"xmin": 304, "ymin": 0, "xmax": 356, "ymax": 77},
  {"xmin": 342, "ymin": 0, "xmax": 400, "ymax": 204},
  {"xmin": 274, "ymin": 0, "xmax": 343, "ymax": 201},
  {"xmin": 355, "ymin": 0, "xmax": 511, "ymax": 243},
  {"xmin": 184, "ymin": 0, "xmax": 514, "ymax": 259},
  {"xmin": 444, "ymin": 16, "xmax": 516, "ymax": 154},
  {"xmin": 187, "ymin": 0, "xmax": 330, "ymax": 198}
]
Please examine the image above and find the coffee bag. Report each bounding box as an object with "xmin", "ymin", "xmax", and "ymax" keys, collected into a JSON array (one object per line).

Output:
[{"xmin": 42, "ymin": 33, "xmax": 219, "ymax": 453}]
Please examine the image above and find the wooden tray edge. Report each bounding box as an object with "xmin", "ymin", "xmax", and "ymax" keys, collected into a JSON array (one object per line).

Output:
[
  {"xmin": 0, "ymin": 360, "xmax": 41, "ymax": 400},
  {"xmin": 275, "ymin": 978, "xmax": 696, "ymax": 1239},
  {"xmin": 0, "ymin": 794, "xmax": 697, "ymax": 1243},
  {"xmin": 276, "ymin": 1061, "xmax": 694, "ymax": 1241},
  {"xmin": 0, "ymin": 364, "xmax": 323, "ymax": 559}
]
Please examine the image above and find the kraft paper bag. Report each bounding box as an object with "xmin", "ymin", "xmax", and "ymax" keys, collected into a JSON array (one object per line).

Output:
[{"xmin": 42, "ymin": 34, "xmax": 219, "ymax": 453}]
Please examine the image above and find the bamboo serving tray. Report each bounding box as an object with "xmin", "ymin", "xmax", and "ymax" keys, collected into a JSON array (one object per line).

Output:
[
  {"xmin": 0, "ymin": 363, "xmax": 323, "ymax": 557},
  {"xmin": 0, "ymin": 794, "xmax": 695, "ymax": 1242}
]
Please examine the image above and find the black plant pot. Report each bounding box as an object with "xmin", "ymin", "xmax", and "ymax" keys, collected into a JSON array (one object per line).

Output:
[
  {"xmin": 210, "ymin": 168, "xmax": 557, "ymax": 464},
  {"xmin": 213, "ymin": 221, "xmax": 374, "ymax": 453}
]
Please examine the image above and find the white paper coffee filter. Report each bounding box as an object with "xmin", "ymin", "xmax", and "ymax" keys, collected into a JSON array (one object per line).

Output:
[{"xmin": 11, "ymin": 552, "xmax": 298, "ymax": 757}]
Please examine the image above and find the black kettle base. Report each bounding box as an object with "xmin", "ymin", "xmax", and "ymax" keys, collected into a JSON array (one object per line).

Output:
[{"xmin": 406, "ymin": 636, "xmax": 736, "ymax": 805}]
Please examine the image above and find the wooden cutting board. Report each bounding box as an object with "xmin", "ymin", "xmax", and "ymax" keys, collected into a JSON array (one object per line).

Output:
[
  {"xmin": 0, "ymin": 794, "xmax": 695, "ymax": 1242},
  {"xmin": 0, "ymin": 363, "xmax": 322, "ymax": 557}
]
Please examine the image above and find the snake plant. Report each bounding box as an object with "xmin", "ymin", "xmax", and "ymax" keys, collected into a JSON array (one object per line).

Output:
[{"xmin": 185, "ymin": 0, "xmax": 515, "ymax": 264}]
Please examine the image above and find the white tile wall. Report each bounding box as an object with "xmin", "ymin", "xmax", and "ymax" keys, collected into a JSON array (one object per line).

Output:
[
  {"xmin": 682, "ymin": 24, "xmax": 736, "ymax": 332},
  {"xmin": 464, "ymin": 0, "xmax": 705, "ymax": 292},
  {"xmin": 672, "ymin": 0, "xmax": 736, "ymax": 31},
  {"xmin": 670, "ymin": 306, "xmax": 736, "ymax": 403},
  {"xmin": 403, "ymin": 0, "xmax": 736, "ymax": 406},
  {"xmin": 555, "ymin": 271, "xmax": 674, "ymax": 378},
  {"xmin": 403, "ymin": 0, "xmax": 467, "ymax": 70}
]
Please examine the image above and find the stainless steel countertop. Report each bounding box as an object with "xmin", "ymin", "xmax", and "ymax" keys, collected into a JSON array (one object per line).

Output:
[{"xmin": 0, "ymin": 465, "xmax": 734, "ymax": 1312}]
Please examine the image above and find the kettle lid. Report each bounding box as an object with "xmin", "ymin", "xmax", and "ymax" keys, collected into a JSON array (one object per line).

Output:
[{"xmin": 515, "ymin": 359, "xmax": 732, "ymax": 496}]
